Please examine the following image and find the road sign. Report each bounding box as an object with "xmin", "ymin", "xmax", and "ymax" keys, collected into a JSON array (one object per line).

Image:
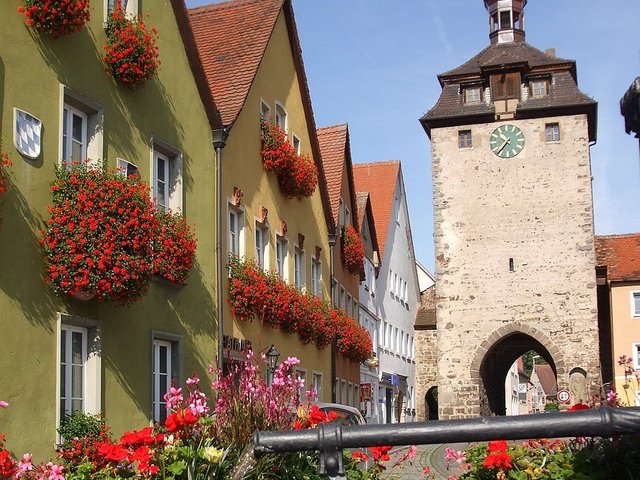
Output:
[{"xmin": 557, "ymin": 388, "xmax": 571, "ymax": 404}]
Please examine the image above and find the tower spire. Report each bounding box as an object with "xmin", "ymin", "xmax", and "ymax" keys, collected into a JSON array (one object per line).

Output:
[{"xmin": 484, "ymin": 0, "xmax": 526, "ymax": 44}]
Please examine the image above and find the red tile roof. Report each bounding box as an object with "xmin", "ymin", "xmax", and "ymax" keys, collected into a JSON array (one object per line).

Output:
[
  {"xmin": 355, "ymin": 192, "xmax": 368, "ymax": 231},
  {"xmin": 355, "ymin": 191, "xmax": 380, "ymax": 264},
  {"xmin": 595, "ymin": 233, "xmax": 640, "ymax": 282},
  {"xmin": 534, "ymin": 364, "xmax": 557, "ymax": 397},
  {"xmin": 317, "ymin": 124, "xmax": 348, "ymax": 225},
  {"xmin": 352, "ymin": 161, "xmax": 400, "ymax": 260},
  {"xmin": 188, "ymin": 0, "xmax": 283, "ymax": 126}
]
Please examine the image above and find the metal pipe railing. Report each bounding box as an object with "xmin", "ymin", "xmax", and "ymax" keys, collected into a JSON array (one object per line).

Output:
[{"xmin": 253, "ymin": 407, "xmax": 640, "ymax": 479}]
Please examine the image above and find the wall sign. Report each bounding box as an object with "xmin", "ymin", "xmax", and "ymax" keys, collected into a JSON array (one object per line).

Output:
[{"xmin": 14, "ymin": 108, "xmax": 42, "ymax": 159}]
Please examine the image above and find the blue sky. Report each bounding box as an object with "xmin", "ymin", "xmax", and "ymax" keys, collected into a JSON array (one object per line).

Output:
[{"xmin": 186, "ymin": 0, "xmax": 640, "ymax": 272}]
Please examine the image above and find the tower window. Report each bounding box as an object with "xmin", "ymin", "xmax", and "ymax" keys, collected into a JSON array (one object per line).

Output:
[
  {"xmin": 530, "ymin": 80, "xmax": 548, "ymax": 97},
  {"xmin": 509, "ymin": 258, "xmax": 514, "ymax": 272},
  {"xmin": 464, "ymin": 87, "xmax": 482, "ymax": 104},
  {"xmin": 458, "ymin": 130, "xmax": 472, "ymax": 149},
  {"xmin": 545, "ymin": 123, "xmax": 560, "ymax": 142},
  {"xmin": 500, "ymin": 10, "xmax": 511, "ymax": 29}
]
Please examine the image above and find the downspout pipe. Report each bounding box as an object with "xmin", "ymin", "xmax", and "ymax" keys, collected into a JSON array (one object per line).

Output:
[
  {"xmin": 328, "ymin": 232, "xmax": 337, "ymax": 403},
  {"xmin": 212, "ymin": 125, "xmax": 230, "ymax": 373}
]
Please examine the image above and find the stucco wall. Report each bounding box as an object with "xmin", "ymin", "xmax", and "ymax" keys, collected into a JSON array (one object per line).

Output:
[
  {"xmin": 431, "ymin": 114, "xmax": 600, "ymax": 418},
  {"xmin": 610, "ymin": 283, "xmax": 640, "ymax": 406}
]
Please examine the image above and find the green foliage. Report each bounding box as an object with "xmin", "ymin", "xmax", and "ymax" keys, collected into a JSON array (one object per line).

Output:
[{"xmin": 57, "ymin": 411, "xmax": 107, "ymax": 445}]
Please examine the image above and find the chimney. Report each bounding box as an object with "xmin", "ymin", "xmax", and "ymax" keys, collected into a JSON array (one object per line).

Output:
[{"xmin": 545, "ymin": 48, "xmax": 556, "ymax": 58}]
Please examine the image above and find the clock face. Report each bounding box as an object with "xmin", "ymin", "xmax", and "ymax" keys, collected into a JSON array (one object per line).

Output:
[{"xmin": 490, "ymin": 124, "xmax": 525, "ymax": 158}]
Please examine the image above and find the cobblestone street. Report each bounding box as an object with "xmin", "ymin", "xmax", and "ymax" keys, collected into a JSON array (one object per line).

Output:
[{"xmin": 380, "ymin": 443, "xmax": 468, "ymax": 479}]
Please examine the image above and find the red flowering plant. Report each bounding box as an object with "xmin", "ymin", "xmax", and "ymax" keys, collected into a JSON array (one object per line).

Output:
[
  {"xmin": 42, "ymin": 161, "xmax": 156, "ymax": 304},
  {"xmin": 152, "ymin": 210, "xmax": 197, "ymax": 284},
  {"xmin": 18, "ymin": 0, "xmax": 91, "ymax": 38},
  {"xmin": 0, "ymin": 149, "xmax": 12, "ymax": 230},
  {"xmin": 342, "ymin": 224, "xmax": 365, "ymax": 275},
  {"xmin": 104, "ymin": 0, "xmax": 159, "ymax": 89},
  {"xmin": 260, "ymin": 121, "xmax": 318, "ymax": 199},
  {"xmin": 228, "ymin": 256, "xmax": 371, "ymax": 360}
]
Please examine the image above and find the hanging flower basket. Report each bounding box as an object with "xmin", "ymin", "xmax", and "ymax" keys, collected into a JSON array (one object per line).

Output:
[
  {"xmin": 0, "ymin": 149, "xmax": 12, "ymax": 230},
  {"xmin": 152, "ymin": 210, "xmax": 197, "ymax": 285},
  {"xmin": 228, "ymin": 256, "xmax": 372, "ymax": 361},
  {"xmin": 260, "ymin": 121, "xmax": 318, "ymax": 199},
  {"xmin": 103, "ymin": 0, "xmax": 159, "ymax": 89},
  {"xmin": 341, "ymin": 225, "xmax": 364, "ymax": 275},
  {"xmin": 18, "ymin": 0, "xmax": 91, "ymax": 38},
  {"xmin": 42, "ymin": 161, "xmax": 156, "ymax": 304}
]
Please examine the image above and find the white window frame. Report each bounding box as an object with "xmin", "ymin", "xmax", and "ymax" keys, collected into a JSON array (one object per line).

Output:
[
  {"xmin": 276, "ymin": 235, "xmax": 289, "ymax": 281},
  {"xmin": 346, "ymin": 294, "xmax": 352, "ymax": 318},
  {"xmin": 150, "ymin": 139, "xmax": 183, "ymax": 213},
  {"xmin": 228, "ymin": 205, "xmax": 245, "ymax": 258},
  {"xmin": 311, "ymin": 257, "xmax": 322, "ymax": 298},
  {"xmin": 341, "ymin": 379, "xmax": 348, "ymax": 405},
  {"xmin": 348, "ymin": 381, "xmax": 354, "ymax": 406},
  {"xmin": 117, "ymin": 158, "xmax": 139, "ymax": 178},
  {"xmin": 294, "ymin": 247, "xmax": 305, "ymax": 289},
  {"xmin": 530, "ymin": 79, "xmax": 548, "ymax": 97},
  {"xmin": 275, "ymin": 101, "xmax": 287, "ymax": 132},
  {"xmin": 105, "ymin": 0, "xmax": 139, "ymax": 23},
  {"xmin": 292, "ymin": 133, "xmax": 301, "ymax": 154},
  {"xmin": 260, "ymin": 99, "xmax": 271, "ymax": 121},
  {"xmin": 60, "ymin": 325, "xmax": 87, "ymax": 419},
  {"xmin": 633, "ymin": 343, "xmax": 640, "ymax": 371},
  {"xmin": 62, "ymin": 105, "xmax": 87, "ymax": 166},
  {"xmin": 332, "ymin": 279, "xmax": 339, "ymax": 308},
  {"xmin": 464, "ymin": 86, "xmax": 481, "ymax": 103},
  {"xmin": 312, "ymin": 371, "xmax": 323, "ymax": 402},
  {"xmin": 57, "ymin": 314, "xmax": 101, "ymax": 432},
  {"xmin": 151, "ymin": 333, "xmax": 181, "ymax": 424},
  {"xmin": 632, "ymin": 292, "xmax": 640, "ymax": 318},
  {"xmin": 458, "ymin": 130, "xmax": 472, "ymax": 149},
  {"xmin": 60, "ymin": 86, "xmax": 103, "ymax": 168},
  {"xmin": 340, "ymin": 286, "xmax": 346, "ymax": 310},
  {"xmin": 255, "ymin": 221, "xmax": 269, "ymax": 271}
]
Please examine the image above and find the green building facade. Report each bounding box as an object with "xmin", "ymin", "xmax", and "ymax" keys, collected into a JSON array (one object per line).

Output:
[{"xmin": 0, "ymin": 0, "xmax": 219, "ymax": 457}]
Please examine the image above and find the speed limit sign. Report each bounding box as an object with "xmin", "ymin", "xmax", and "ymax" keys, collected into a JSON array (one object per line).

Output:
[{"xmin": 557, "ymin": 388, "xmax": 571, "ymax": 404}]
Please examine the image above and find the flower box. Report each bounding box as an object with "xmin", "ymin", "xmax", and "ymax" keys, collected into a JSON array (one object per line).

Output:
[
  {"xmin": 18, "ymin": 0, "xmax": 91, "ymax": 38},
  {"xmin": 341, "ymin": 225, "xmax": 364, "ymax": 275}
]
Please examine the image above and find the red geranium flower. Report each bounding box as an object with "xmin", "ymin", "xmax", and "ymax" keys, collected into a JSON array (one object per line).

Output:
[
  {"xmin": 341, "ymin": 225, "xmax": 365, "ymax": 275},
  {"xmin": 369, "ymin": 445, "xmax": 392, "ymax": 462},
  {"xmin": 18, "ymin": 0, "xmax": 90, "ymax": 38}
]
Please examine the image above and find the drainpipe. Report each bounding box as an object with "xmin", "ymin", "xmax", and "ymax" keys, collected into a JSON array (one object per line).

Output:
[
  {"xmin": 328, "ymin": 232, "xmax": 337, "ymax": 403},
  {"xmin": 212, "ymin": 126, "xmax": 230, "ymax": 373}
]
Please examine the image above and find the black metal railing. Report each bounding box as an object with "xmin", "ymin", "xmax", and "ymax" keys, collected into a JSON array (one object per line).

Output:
[{"xmin": 253, "ymin": 407, "xmax": 640, "ymax": 479}]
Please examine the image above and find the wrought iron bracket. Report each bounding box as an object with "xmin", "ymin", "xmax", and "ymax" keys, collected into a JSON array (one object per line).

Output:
[{"xmin": 317, "ymin": 422, "xmax": 345, "ymax": 479}]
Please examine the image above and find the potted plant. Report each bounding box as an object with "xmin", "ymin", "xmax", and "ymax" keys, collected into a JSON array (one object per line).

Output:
[
  {"xmin": 342, "ymin": 224, "xmax": 365, "ymax": 275},
  {"xmin": 103, "ymin": 0, "xmax": 159, "ymax": 89},
  {"xmin": 18, "ymin": 0, "xmax": 91, "ymax": 38},
  {"xmin": 152, "ymin": 210, "xmax": 197, "ymax": 285}
]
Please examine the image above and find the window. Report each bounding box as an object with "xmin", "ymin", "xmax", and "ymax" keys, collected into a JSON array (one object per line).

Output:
[
  {"xmin": 348, "ymin": 382, "xmax": 354, "ymax": 406},
  {"xmin": 378, "ymin": 321, "xmax": 384, "ymax": 347},
  {"xmin": 545, "ymin": 123, "xmax": 560, "ymax": 142},
  {"xmin": 276, "ymin": 235, "xmax": 288, "ymax": 280},
  {"xmin": 117, "ymin": 158, "xmax": 139, "ymax": 178},
  {"xmin": 338, "ymin": 199, "xmax": 345, "ymax": 228},
  {"xmin": 294, "ymin": 247, "xmax": 305, "ymax": 289},
  {"xmin": 389, "ymin": 270, "xmax": 394, "ymax": 294},
  {"xmin": 340, "ymin": 286, "xmax": 346, "ymax": 310},
  {"xmin": 341, "ymin": 379, "xmax": 348, "ymax": 405},
  {"xmin": 61, "ymin": 88, "xmax": 103, "ymax": 167},
  {"xmin": 292, "ymin": 134, "xmax": 301, "ymax": 154},
  {"xmin": 332, "ymin": 279, "xmax": 339, "ymax": 307},
  {"xmin": 633, "ymin": 343, "xmax": 640, "ymax": 370},
  {"xmin": 58, "ymin": 314, "xmax": 101, "ymax": 429},
  {"xmin": 530, "ymin": 79, "xmax": 548, "ymax": 97},
  {"xmin": 352, "ymin": 301, "xmax": 358, "ymax": 320},
  {"xmin": 60, "ymin": 325, "xmax": 87, "ymax": 418},
  {"xmin": 500, "ymin": 10, "xmax": 511, "ymax": 28},
  {"xmin": 151, "ymin": 141, "xmax": 182, "ymax": 212},
  {"xmin": 260, "ymin": 99, "xmax": 271, "ymax": 120},
  {"xmin": 312, "ymin": 372, "xmax": 323, "ymax": 401},
  {"xmin": 632, "ymin": 292, "xmax": 640, "ymax": 317},
  {"xmin": 228, "ymin": 206, "xmax": 245, "ymax": 257},
  {"xmin": 458, "ymin": 130, "xmax": 472, "ymax": 148},
  {"xmin": 152, "ymin": 336, "xmax": 181, "ymax": 423},
  {"xmin": 464, "ymin": 87, "xmax": 481, "ymax": 103},
  {"xmin": 255, "ymin": 222, "xmax": 269, "ymax": 270},
  {"xmin": 105, "ymin": 0, "xmax": 138, "ymax": 20},
  {"xmin": 311, "ymin": 257, "xmax": 322, "ymax": 297},
  {"xmin": 346, "ymin": 294, "xmax": 352, "ymax": 317},
  {"xmin": 394, "ymin": 327, "xmax": 399, "ymax": 352},
  {"xmin": 275, "ymin": 102, "xmax": 287, "ymax": 131}
]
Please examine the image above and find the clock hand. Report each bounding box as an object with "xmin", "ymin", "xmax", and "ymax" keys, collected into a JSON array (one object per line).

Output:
[{"xmin": 497, "ymin": 137, "xmax": 510, "ymax": 153}]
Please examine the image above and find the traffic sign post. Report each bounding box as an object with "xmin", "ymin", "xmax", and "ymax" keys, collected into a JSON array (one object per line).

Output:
[{"xmin": 557, "ymin": 388, "xmax": 571, "ymax": 404}]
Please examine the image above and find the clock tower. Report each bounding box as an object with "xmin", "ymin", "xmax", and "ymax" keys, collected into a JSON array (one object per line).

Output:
[{"xmin": 418, "ymin": 0, "xmax": 600, "ymax": 417}]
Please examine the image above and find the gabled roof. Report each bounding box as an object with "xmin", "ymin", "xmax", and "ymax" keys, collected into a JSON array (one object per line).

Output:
[
  {"xmin": 317, "ymin": 123, "xmax": 359, "ymax": 231},
  {"xmin": 595, "ymin": 233, "xmax": 640, "ymax": 283},
  {"xmin": 188, "ymin": 0, "xmax": 283, "ymax": 127},
  {"xmin": 353, "ymin": 161, "xmax": 400, "ymax": 260},
  {"xmin": 188, "ymin": 0, "xmax": 335, "ymax": 234},
  {"xmin": 415, "ymin": 285, "xmax": 436, "ymax": 330},
  {"xmin": 534, "ymin": 364, "xmax": 557, "ymax": 397},
  {"xmin": 355, "ymin": 191, "xmax": 379, "ymax": 264},
  {"xmin": 169, "ymin": 0, "xmax": 223, "ymax": 131}
]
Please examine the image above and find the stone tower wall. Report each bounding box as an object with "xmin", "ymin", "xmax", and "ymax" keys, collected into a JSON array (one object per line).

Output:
[
  {"xmin": 415, "ymin": 329, "xmax": 438, "ymax": 421},
  {"xmin": 431, "ymin": 114, "xmax": 600, "ymax": 418}
]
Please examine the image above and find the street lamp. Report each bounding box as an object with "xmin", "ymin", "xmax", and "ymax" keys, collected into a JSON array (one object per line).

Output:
[{"xmin": 266, "ymin": 344, "xmax": 280, "ymax": 388}]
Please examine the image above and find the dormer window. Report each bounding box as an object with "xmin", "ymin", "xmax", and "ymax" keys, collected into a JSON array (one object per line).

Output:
[
  {"xmin": 464, "ymin": 86, "xmax": 482, "ymax": 104},
  {"xmin": 530, "ymin": 79, "xmax": 549, "ymax": 97}
]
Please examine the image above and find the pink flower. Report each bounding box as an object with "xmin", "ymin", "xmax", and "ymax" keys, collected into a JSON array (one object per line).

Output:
[
  {"xmin": 0, "ymin": 401, "xmax": 8, "ymax": 408},
  {"xmin": 186, "ymin": 375, "xmax": 200, "ymax": 386},
  {"xmin": 45, "ymin": 462, "xmax": 64, "ymax": 480},
  {"xmin": 422, "ymin": 466, "xmax": 431, "ymax": 475},
  {"xmin": 607, "ymin": 390, "xmax": 617, "ymax": 403},
  {"xmin": 163, "ymin": 386, "xmax": 183, "ymax": 408},
  {"xmin": 15, "ymin": 453, "xmax": 34, "ymax": 478},
  {"xmin": 407, "ymin": 445, "xmax": 418, "ymax": 460}
]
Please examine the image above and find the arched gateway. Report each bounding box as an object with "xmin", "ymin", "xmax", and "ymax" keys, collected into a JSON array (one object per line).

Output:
[{"xmin": 417, "ymin": 0, "xmax": 602, "ymax": 418}]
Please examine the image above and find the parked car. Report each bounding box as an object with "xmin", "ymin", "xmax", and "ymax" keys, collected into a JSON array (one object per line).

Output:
[{"xmin": 316, "ymin": 402, "xmax": 366, "ymax": 426}]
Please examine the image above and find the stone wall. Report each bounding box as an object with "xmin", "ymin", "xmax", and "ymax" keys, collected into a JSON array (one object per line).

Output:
[
  {"xmin": 415, "ymin": 329, "xmax": 438, "ymax": 420},
  {"xmin": 431, "ymin": 114, "xmax": 600, "ymax": 418}
]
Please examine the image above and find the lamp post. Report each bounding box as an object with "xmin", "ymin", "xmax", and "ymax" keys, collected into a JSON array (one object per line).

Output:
[{"xmin": 266, "ymin": 344, "xmax": 280, "ymax": 388}]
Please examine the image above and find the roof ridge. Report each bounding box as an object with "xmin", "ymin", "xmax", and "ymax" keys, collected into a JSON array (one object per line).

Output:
[
  {"xmin": 189, "ymin": 0, "xmax": 279, "ymax": 15},
  {"xmin": 353, "ymin": 160, "xmax": 400, "ymax": 168},
  {"xmin": 317, "ymin": 123, "xmax": 348, "ymax": 131}
]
